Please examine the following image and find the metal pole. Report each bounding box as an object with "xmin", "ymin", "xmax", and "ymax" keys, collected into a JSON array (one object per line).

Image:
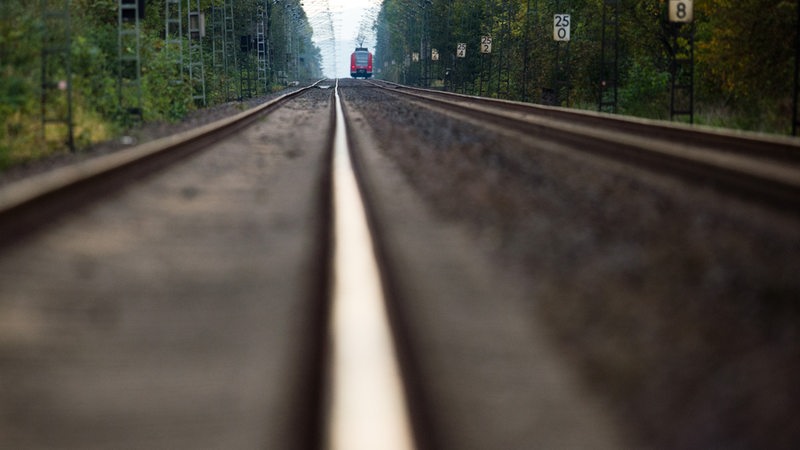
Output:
[
  {"xmin": 670, "ymin": 22, "xmax": 694, "ymax": 123},
  {"xmin": 41, "ymin": 0, "xmax": 75, "ymax": 151},
  {"xmin": 187, "ymin": 0, "xmax": 206, "ymax": 105},
  {"xmin": 521, "ymin": 0, "xmax": 532, "ymax": 102},
  {"xmin": 598, "ymin": 0, "xmax": 619, "ymax": 113},
  {"xmin": 165, "ymin": 0, "xmax": 184, "ymax": 87},
  {"xmin": 117, "ymin": 0, "xmax": 142, "ymax": 124},
  {"xmin": 793, "ymin": 0, "xmax": 800, "ymax": 135}
]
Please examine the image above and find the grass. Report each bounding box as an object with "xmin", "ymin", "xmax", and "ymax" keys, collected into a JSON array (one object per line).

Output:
[{"xmin": 0, "ymin": 104, "xmax": 115, "ymax": 171}]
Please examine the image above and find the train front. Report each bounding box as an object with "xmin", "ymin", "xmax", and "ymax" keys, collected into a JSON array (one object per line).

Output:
[{"xmin": 350, "ymin": 47, "xmax": 373, "ymax": 79}]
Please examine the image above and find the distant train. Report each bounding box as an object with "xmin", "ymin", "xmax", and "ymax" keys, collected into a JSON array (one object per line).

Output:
[{"xmin": 350, "ymin": 47, "xmax": 373, "ymax": 79}]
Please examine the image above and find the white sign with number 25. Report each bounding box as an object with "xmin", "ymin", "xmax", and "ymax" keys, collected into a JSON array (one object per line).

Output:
[{"xmin": 554, "ymin": 14, "xmax": 570, "ymax": 41}]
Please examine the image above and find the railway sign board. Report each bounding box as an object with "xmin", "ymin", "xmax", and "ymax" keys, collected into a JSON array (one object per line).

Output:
[
  {"xmin": 668, "ymin": 0, "xmax": 693, "ymax": 23},
  {"xmin": 431, "ymin": 48, "xmax": 439, "ymax": 61},
  {"xmin": 554, "ymin": 14, "xmax": 570, "ymax": 41},
  {"xmin": 456, "ymin": 43, "xmax": 466, "ymax": 58},
  {"xmin": 480, "ymin": 35, "xmax": 492, "ymax": 54}
]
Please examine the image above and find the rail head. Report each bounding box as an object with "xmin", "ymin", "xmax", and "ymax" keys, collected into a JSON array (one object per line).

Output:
[
  {"xmin": 369, "ymin": 80, "xmax": 800, "ymax": 164},
  {"xmin": 0, "ymin": 82, "xmax": 325, "ymax": 248},
  {"xmin": 366, "ymin": 80, "xmax": 800, "ymax": 211},
  {"xmin": 326, "ymin": 79, "xmax": 416, "ymax": 450}
]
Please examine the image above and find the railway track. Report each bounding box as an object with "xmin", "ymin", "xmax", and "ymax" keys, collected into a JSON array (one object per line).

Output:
[
  {"xmin": 370, "ymin": 80, "xmax": 800, "ymax": 211},
  {"xmin": 1, "ymin": 79, "xmax": 797, "ymax": 449},
  {"xmin": 0, "ymin": 80, "xmax": 367, "ymax": 449},
  {"xmin": 0, "ymin": 82, "xmax": 322, "ymax": 249},
  {"xmin": 0, "ymin": 79, "xmax": 422, "ymax": 449},
  {"xmin": 339, "ymin": 79, "xmax": 800, "ymax": 450},
  {"xmin": 326, "ymin": 80, "xmax": 415, "ymax": 450},
  {"xmin": 0, "ymin": 79, "xmax": 629, "ymax": 449}
]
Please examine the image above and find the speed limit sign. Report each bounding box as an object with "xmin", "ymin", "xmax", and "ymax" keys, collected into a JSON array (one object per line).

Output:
[
  {"xmin": 553, "ymin": 14, "xmax": 570, "ymax": 41},
  {"xmin": 669, "ymin": 0, "xmax": 693, "ymax": 23}
]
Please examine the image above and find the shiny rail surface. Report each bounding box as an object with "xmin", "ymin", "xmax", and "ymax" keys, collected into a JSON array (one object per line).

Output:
[
  {"xmin": 0, "ymin": 82, "xmax": 322, "ymax": 248},
  {"xmin": 0, "ymin": 81, "xmax": 336, "ymax": 449},
  {"xmin": 371, "ymin": 80, "xmax": 800, "ymax": 210},
  {"xmin": 325, "ymin": 79, "xmax": 416, "ymax": 450},
  {"xmin": 0, "ymin": 79, "xmax": 419, "ymax": 448},
  {"xmin": 373, "ymin": 80, "xmax": 800, "ymax": 164}
]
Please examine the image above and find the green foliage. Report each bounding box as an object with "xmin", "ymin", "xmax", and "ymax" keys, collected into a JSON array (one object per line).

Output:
[
  {"xmin": 0, "ymin": 2, "xmax": 40, "ymax": 164},
  {"xmin": 375, "ymin": 0, "xmax": 798, "ymax": 135},
  {"xmin": 618, "ymin": 58, "xmax": 670, "ymax": 119},
  {"xmin": 143, "ymin": 45, "xmax": 194, "ymax": 122},
  {"xmin": 0, "ymin": 73, "xmax": 31, "ymax": 117},
  {"xmin": 0, "ymin": 71, "xmax": 34, "ymax": 161},
  {"xmin": 70, "ymin": 30, "xmax": 118, "ymax": 118},
  {"xmin": 0, "ymin": 0, "xmax": 323, "ymax": 167}
]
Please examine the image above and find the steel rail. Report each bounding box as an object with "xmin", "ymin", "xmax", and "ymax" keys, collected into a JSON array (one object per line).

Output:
[
  {"xmin": 370, "ymin": 81, "xmax": 800, "ymax": 211},
  {"xmin": 372, "ymin": 80, "xmax": 800, "ymax": 165},
  {"xmin": 324, "ymin": 79, "xmax": 416, "ymax": 450},
  {"xmin": 0, "ymin": 82, "xmax": 322, "ymax": 248}
]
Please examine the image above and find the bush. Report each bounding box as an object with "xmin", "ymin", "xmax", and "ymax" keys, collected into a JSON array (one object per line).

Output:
[
  {"xmin": 618, "ymin": 59, "xmax": 670, "ymax": 120},
  {"xmin": 141, "ymin": 34, "xmax": 195, "ymax": 122}
]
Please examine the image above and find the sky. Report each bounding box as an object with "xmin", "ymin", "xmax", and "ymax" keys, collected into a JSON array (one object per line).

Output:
[{"xmin": 303, "ymin": 0, "xmax": 381, "ymax": 78}]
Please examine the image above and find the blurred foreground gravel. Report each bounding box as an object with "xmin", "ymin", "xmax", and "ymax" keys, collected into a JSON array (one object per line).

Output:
[
  {"xmin": 341, "ymin": 81, "xmax": 800, "ymax": 449},
  {"xmin": 2, "ymin": 80, "xmax": 798, "ymax": 448}
]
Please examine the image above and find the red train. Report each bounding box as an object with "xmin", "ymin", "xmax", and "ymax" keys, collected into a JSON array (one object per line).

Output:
[{"xmin": 350, "ymin": 47, "xmax": 373, "ymax": 79}]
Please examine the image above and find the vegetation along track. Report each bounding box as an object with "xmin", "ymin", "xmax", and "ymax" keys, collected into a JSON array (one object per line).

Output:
[{"xmin": 371, "ymin": 80, "xmax": 800, "ymax": 212}]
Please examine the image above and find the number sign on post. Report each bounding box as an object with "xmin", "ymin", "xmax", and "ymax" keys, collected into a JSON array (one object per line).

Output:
[
  {"xmin": 480, "ymin": 35, "xmax": 492, "ymax": 54},
  {"xmin": 669, "ymin": 0, "xmax": 693, "ymax": 23},
  {"xmin": 456, "ymin": 43, "xmax": 466, "ymax": 58},
  {"xmin": 554, "ymin": 14, "xmax": 570, "ymax": 41},
  {"xmin": 431, "ymin": 48, "xmax": 439, "ymax": 61}
]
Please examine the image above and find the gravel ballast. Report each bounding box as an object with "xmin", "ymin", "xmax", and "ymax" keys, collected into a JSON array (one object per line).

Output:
[{"xmin": 340, "ymin": 80, "xmax": 800, "ymax": 449}]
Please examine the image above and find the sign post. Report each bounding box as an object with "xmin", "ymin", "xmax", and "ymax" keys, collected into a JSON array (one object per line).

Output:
[
  {"xmin": 668, "ymin": 0, "xmax": 694, "ymax": 123},
  {"xmin": 794, "ymin": 0, "xmax": 800, "ymax": 135},
  {"xmin": 598, "ymin": 0, "xmax": 619, "ymax": 113},
  {"xmin": 551, "ymin": 13, "xmax": 571, "ymax": 106}
]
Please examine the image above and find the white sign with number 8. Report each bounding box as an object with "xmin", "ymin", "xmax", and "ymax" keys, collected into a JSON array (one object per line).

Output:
[
  {"xmin": 554, "ymin": 14, "xmax": 570, "ymax": 41},
  {"xmin": 669, "ymin": 0, "xmax": 693, "ymax": 23}
]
